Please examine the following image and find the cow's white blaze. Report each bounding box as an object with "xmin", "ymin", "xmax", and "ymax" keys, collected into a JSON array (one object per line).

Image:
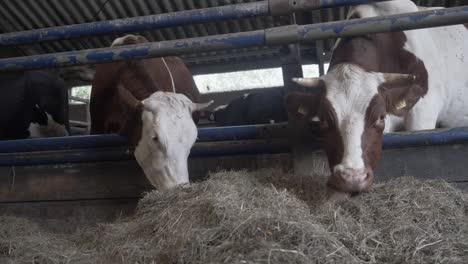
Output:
[
  {"xmin": 28, "ymin": 112, "xmax": 68, "ymax": 138},
  {"xmin": 323, "ymin": 64, "xmax": 381, "ymax": 176},
  {"xmin": 134, "ymin": 92, "xmax": 198, "ymax": 190}
]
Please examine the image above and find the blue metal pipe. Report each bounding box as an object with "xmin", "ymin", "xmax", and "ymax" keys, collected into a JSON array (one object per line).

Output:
[
  {"xmin": 0, "ymin": 5, "xmax": 467, "ymax": 71},
  {"xmin": 0, "ymin": 124, "xmax": 288, "ymax": 153},
  {"xmin": 198, "ymin": 123, "xmax": 289, "ymax": 142},
  {"xmin": 0, "ymin": 134, "xmax": 128, "ymax": 154},
  {"xmin": 0, "ymin": 140, "xmax": 290, "ymax": 166},
  {"xmin": 382, "ymin": 127, "xmax": 468, "ymax": 149},
  {"xmin": 0, "ymin": 30, "xmax": 265, "ymax": 71},
  {"xmin": 297, "ymin": 5, "xmax": 468, "ymax": 41},
  {"xmin": 0, "ymin": 0, "xmax": 391, "ymax": 46},
  {"xmin": 2, "ymin": 126, "xmax": 468, "ymax": 166}
]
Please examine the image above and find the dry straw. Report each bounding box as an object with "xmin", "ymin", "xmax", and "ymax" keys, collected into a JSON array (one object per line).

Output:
[{"xmin": 1, "ymin": 169, "xmax": 467, "ymax": 264}]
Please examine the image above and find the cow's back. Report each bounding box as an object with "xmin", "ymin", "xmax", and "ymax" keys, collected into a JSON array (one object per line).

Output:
[
  {"xmin": 346, "ymin": 1, "xmax": 468, "ymax": 130},
  {"xmin": 417, "ymin": 24, "xmax": 468, "ymax": 127}
]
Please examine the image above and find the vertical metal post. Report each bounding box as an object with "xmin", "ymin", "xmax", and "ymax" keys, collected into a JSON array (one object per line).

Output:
[
  {"xmin": 280, "ymin": 14, "xmax": 311, "ymax": 176},
  {"xmin": 313, "ymin": 11, "xmax": 326, "ymax": 76},
  {"xmin": 280, "ymin": 14, "xmax": 303, "ymax": 92},
  {"xmin": 288, "ymin": 11, "xmax": 328, "ymax": 176}
]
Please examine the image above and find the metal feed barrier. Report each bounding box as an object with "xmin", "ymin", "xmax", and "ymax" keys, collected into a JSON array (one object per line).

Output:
[
  {"xmin": 1, "ymin": 5, "xmax": 468, "ymax": 71},
  {"xmin": 1, "ymin": 124, "xmax": 468, "ymax": 166},
  {"xmin": 0, "ymin": 0, "xmax": 468, "ymax": 230},
  {"xmin": 0, "ymin": 0, "xmax": 392, "ymax": 46},
  {"xmin": 0, "ymin": 0, "xmax": 466, "ymax": 169},
  {"xmin": 0, "ymin": 0, "xmax": 466, "ymax": 160}
]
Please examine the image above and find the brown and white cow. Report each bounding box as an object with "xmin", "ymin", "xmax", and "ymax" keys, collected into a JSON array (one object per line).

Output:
[
  {"xmin": 90, "ymin": 35, "xmax": 213, "ymax": 190},
  {"xmin": 286, "ymin": 0, "xmax": 468, "ymax": 194}
]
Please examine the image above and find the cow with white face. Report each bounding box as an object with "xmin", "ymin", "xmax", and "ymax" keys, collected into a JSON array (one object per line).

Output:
[
  {"xmin": 134, "ymin": 92, "xmax": 212, "ymax": 189},
  {"xmin": 91, "ymin": 35, "xmax": 212, "ymax": 190},
  {"xmin": 286, "ymin": 0, "xmax": 468, "ymax": 194}
]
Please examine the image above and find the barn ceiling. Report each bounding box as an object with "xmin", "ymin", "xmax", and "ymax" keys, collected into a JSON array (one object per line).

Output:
[{"xmin": 0, "ymin": 0, "xmax": 465, "ymax": 77}]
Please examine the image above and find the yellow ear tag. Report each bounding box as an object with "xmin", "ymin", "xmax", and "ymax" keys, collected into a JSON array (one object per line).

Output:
[
  {"xmin": 396, "ymin": 100, "xmax": 407, "ymax": 110},
  {"xmin": 298, "ymin": 105, "xmax": 308, "ymax": 115}
]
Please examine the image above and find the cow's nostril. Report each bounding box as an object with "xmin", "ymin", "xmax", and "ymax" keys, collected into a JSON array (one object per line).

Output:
[{"xmin": 365, "ymin": 173, "xmax": 370, "ymax": 180}]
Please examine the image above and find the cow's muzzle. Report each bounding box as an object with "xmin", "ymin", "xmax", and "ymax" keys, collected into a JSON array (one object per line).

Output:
[{"xmin": 327, "ymin": 167, "xmax": 374, "ymax": 193}]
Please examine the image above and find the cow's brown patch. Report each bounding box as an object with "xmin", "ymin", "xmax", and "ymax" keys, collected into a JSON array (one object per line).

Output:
[
  {"xmin": 318, "ymin": 98, "xmax": 343, "ymax": 173},
  {"xmin": 90, "ymin": 36, "xmax": 201, "ymax": 145},
  {"xmin": 331, "ymin": 32, "xmax": 428, "ymax": 96}
]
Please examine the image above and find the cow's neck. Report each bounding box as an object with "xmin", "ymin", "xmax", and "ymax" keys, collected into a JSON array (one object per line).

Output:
[{"xmin": 119, "ymin": 60, "xmax": 163, "ymax": 101}]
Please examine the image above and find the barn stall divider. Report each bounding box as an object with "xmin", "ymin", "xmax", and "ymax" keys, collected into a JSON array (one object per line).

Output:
[{"xmin": 0, "ymin": 0, "xmax": 468, "ymax": 231}]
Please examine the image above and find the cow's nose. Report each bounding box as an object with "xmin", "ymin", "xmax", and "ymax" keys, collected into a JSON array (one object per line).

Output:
[{"xmin": 329, "ymin": 167, "xmax": 373, "ymax": 193}]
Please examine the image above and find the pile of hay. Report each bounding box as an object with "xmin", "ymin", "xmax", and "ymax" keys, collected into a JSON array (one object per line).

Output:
[{"xmin": 1, "ymin": 170, "xmax": 467, "ymax": 264}]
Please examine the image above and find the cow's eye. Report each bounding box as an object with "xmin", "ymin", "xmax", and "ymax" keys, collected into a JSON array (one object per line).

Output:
[
  {"xmin": 152, "ymin": 136, "xmax": 158, "ymax": 142},
  {"xmin": 320, "ymin": 119, "xmax": 329, "ymax": 130},
  {"xmin": 374, "ymin": 115, "xmax": 385, "ymax": 129}
]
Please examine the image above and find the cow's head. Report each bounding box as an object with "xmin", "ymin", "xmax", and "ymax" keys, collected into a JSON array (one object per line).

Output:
[
  {"xmin": 118, "ymin": 88, "xmax": 213, "ymax": 190},
  {"xmin": 286, "ymin": 63, "xmax": 423, "ymax": 193}
]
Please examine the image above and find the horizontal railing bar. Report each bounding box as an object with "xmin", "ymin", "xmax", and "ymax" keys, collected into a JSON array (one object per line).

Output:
[
  {"xmin": 0, "ymin": 123, "xmax": 290, "ymax": 153},
  {"xmin": 0, "ymin": 0, "xmax": 391, "ymax": 46},
  {"xmin": 3, "ymin": 124, "xmax": 468, "ymax": 153},
  {"xmin": 0, "ymin": 6, "xmax": 466, "ymax": 71},
  {"xmin": 69, "ymin": 120, "xmax": 90, "ymax": 127},
  {"xmin": 69, "ymin": 96, "xmax": 90, "ymax": 103},
  {"xmin": 0, "ymin": 139, "xmax": 291, "ymax": 166},
  {"xmin": 0, "ymin": 127, "xmax": 468, "ymax": 166}
]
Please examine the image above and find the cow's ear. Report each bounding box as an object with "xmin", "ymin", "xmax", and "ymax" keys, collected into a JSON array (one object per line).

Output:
[
  {"xmin": 377, "ymin": 73, "xmax": 424, "ymax": 116},
  {"xmin": 285, "ymin": 92, "xmax": 321, "ymax": 120},
  {"xmin": 117, "ymin": 84, "xmax": 143, "ymax": 112}
]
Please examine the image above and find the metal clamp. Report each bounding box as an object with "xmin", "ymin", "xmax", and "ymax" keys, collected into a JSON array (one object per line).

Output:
[
  {"xmin": 269, "ymin": 0, "xmax": 292, "ymax": 16},
  {"xmin": 269, "ymin": 0, "xmax": 321, "ymax": 16}
]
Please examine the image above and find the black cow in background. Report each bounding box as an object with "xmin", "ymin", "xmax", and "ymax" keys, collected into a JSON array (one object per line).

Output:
[
  {"xmin": 208, "ymin": 88, "xmax": 288, "ymax": 126},
  {"xmin": 0, "ymin": 70, "xmax": 69, "ymax": 139}
]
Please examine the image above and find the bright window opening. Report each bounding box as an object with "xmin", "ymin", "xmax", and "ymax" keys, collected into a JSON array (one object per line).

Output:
[
  {"xmin": 194, "ymin": 67, "xmax": 284, "ymax": 94},
  {"xmin": 194, "ymin": 64, "xmax": 329, "ymax": 94},
  {"xmin": 302, "ymin": 63, "xmax": 330, "ymax": 78},
  {"xmin": 67, "ymin": 63, "xmax": 330, "ymax": 98},
  {"xmin": 70, "ymin": 85, "xmax": 91, "ymax": 104}
]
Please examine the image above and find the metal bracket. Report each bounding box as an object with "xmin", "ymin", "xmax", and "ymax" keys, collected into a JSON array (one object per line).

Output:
[
  {"xmin": 269, "ymin": 0, "xmax": 293, "ymax": 16},
  {"xmin": 269, "ymin": 0, "xmax": 321, "ymax": 16}
]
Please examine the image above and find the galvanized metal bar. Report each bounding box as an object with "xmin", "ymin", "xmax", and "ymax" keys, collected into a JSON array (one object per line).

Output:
[
  {"xmin": 0, "ymin": 6, "xmax": 467, "ymax": 71},
  {"xmin": 0, "ymin": 2, "xmax": 267, "ymax": 46},
  {"xmin": 0, "ymin": 30, "xmax": 266, "ymax": 71},
  {"xmin": 296, "ymin": 5, "xmax": 468, "ymax": 41},
  {"xmin": 269, "ymin": 0, "xmax": 390, "ymax": 16},
  {"xmin": 0, "ymin": 0, "xmax": 391, "ymax": 46}
]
